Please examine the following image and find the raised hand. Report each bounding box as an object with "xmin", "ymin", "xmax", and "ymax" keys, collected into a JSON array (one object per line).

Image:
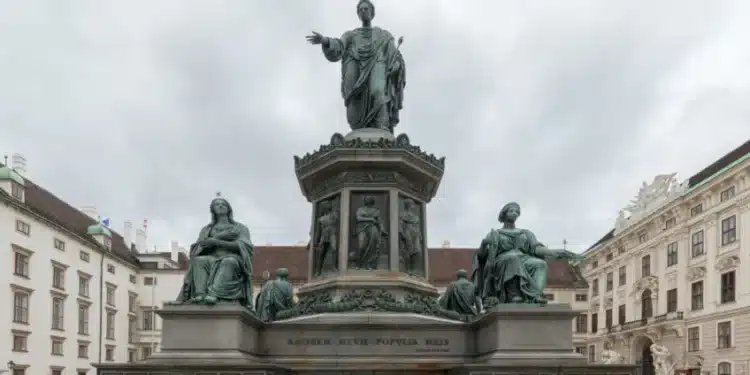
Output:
[{"xmin": 306, "ymin": 31, "xmax": 324, "ymax": 45}]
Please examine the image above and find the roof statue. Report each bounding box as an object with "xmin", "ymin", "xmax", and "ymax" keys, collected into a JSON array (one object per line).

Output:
[{"xmin": 614, "ymin": 173, "xmax": 688, "ymax": 234}]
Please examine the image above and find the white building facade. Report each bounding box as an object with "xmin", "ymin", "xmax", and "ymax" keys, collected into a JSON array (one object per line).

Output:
[{"xmin": 580, "ymin": 142, "xmax": 750, "ymax": 375}]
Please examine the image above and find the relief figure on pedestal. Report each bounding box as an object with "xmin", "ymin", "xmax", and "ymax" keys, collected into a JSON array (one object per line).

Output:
[
  {"xmin": 305, "ymin": 0, "xmax": 406, "ymax": 133},
  {"xmin": 255, "ymin": 268, "xmax": 295, "ymax": 322},
  {"xmin": 472, "ymin": 202, "xmax": 581, "ymax": 307},
  {"xmin": 398, "ymin": 197, "xmax": 422, "ymax": 274},
  {"xmin": 313, "ymin": 198, "xmax": 340, "ymax": 276},
  {"xmin": 351, "ymin": 195, "xmax": 388, "ymax": 269},
  {"xmin": 176, "ymin": 195, "xmax": 255, "ymax": 309},
  {"xmin": 439, "ymin": 269, "xmax": 480, "ymax": 316}
]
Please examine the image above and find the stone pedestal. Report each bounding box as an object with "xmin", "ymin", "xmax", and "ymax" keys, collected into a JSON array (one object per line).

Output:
[{"xmin": 294, "ymin": 130, "xmax": 445, "ymax": 286}]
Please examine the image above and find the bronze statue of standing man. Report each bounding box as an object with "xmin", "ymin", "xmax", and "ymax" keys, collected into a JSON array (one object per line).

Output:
[{"xmin": 306, "ymin": 0, "xmax": 406, "ymax": 133}]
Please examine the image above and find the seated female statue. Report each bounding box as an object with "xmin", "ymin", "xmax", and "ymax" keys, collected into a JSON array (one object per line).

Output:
[
  {"xmin": 472, "ymin": 202, "xmax": 579, "ymax": 306},
  {"xmin": 176, "ymin": 196, "xmax": 255, "ymax": 308}
]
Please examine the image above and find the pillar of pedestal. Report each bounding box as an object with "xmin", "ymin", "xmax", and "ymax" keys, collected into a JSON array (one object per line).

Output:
[{"xmin": 293, "ymin": 128, "xmax": 446, "ymax": 303}]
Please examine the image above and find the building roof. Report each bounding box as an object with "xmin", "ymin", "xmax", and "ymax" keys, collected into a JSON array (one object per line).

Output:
[
  {"xmin": 584, "ymin": 139, "xmax": 750, "ymax": 253},
  {"xmin": 252, "ymin": 245, "xmax": 588, "ymax": 288},
  {"xmin": 0, "ymin": 163, "xmax": 587, "ymax": 289}
]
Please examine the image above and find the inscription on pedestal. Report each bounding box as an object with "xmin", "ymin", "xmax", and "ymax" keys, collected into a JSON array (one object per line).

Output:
[{"xmin": 348, "ymin": 192, "xmax": 390, "ymax": 270}]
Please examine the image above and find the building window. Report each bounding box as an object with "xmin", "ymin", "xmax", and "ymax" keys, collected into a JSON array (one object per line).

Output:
[
  {"xmin": 618, "ymin": 304, "xmax": 626, "ymax": 325},
  {"xmin": 591, "ymin": 279, "xmax": 599, "ymax": 297},
  {"xmin": 606, "ymin": 272, "xmax": 613, "ymax": 292},
  {"xmin": 11, "ymin": 181, "xmax": 23, "ymax": 199},
  {"xmin": 106, "ymin": 311, "xmax": 116, "ymax": 339},
  {"xmin": 128, "ymin": 316, "xmax": 137, "ymax": 343},
  {"xmin": 588, "ymin": 345, "xmax": 596, "ymax": 363},
  {"xmin": 575, "ymin": 293, "xmax": 588, "ymax": 302},
  {"xmin": 720, "ymin": 216, "xmax": 737, "ymax": 246},
  {"xmin": 79, "ymin": 250, "xmax": 90, "ymax": 262},
  {"xmin": 617, "ymin": 246, "xmax": 625, "ymax": 255},
  {"xmin": 641, "ymin": 290, "xmax": 653, "ymax": 319},
  {"xmin": 575, "ymin": 314, "xmax": 587, "ymax": 333},
  {"xmin": 51, "ymin": 297, "xmax": 65, "ymax": 330},
  {"xmin": 143, "ymin": 310, "xmax": 154, "ymax": 330},
  {"xmin": 52, "ymin": 265, "xmax": 66, "ymax": 290},
  {"xmin": 142, "ymin": 346, "xmax": 153, "ymax": 359},
  {"xmin": 14, "ymin": 251, "xmax": 30, "ymax": 277},
  {"xmin": 79, "ymin": 275, "xmax": 90, "ymax": 298},
  {"xmin": 641, "ymin": 255, "xmax": 651, "ymax": 277},
  {"xmin": 666, "ymin": 288, "xmax": 677, "ymax": 313},
  {"xmin": 107, "ymin": 263, "xmax": 115, "ymax": 274},
  {"xmin": 106, "ymin": 284, "xmax": 116, "ymax": 306},
  {"xmin": 105, "ymin": 345, "xmax": 115, "ymax": 361},
  {"xmin": 78, "ymin": 341, "xmax": 89, "ymax": 358},
  {"xmin": 690, "ymin": 203, "xmax": 703, "ymax": 217},
  {"xmin": 717, "ymin": 321, "xmax": 732, "ymax": 349},
  {"xmin": 15, "ymin": 219, "xmax": 30, "ymax": 235},
  {"xmin": 129, "ymin": 274, "xmax": 137, "ymax": 284},
  {"xmin": 129, "ymin": 293, "xmax": 137, "ymax": 313},
  {"xmin": 618, "ymin": 265, "xmax": 626, "ymax": 286},
  {"xmin": 665, "ymin": 217, "xmax": 676, "ymax": 230},
  {"xmin": 605, "ymin": 309, "xmax": 612, "ymax": 329},
  {"xmin": 591, "ymin": 260, "xmax": 598, "ymax": 269},
  {"xmin": 718, "ymin": 362, "xmax": 732, "ymax": 375},
  {"xmin": 12, "ymin": 332, "xmax": 28, "ymax": 352},
  {"xmin": 53, "ymin": 238, "xmax": 66, "ymax": 251},
  {"xmin": 687, "ymin": 327, "xmax": 700, "ymax": 352},
  {"xmin": 51, "ymin": 338, "xmax": 64, "ymax": 355},
  {"xmin": 691, "ymin": 281, "xmax": 704, "ymax": 311},
  {"xmin": 720, "ymin": 186, "xmax": 735, "ymax": 202},
  {"xmin": 591, "ymin": 313, "xmax": 598, "ymax": 333},
  {"xmin": 144, "ymin": 276, "xmax": 157, "ymax": 285},
  {"xmin": 128, "ymin": 349, "xmax": 137, "ymax": 362},
  {"xmin": 666, "ymin": 242, "xmax": 678, "ymax": 267},
  {"xmin": 13, "ymin": 291, "xmax": 30, "ymax": 323},
  {"xmin": 691, "ymin": 230, "xmax": 704, "ymax": 257},
  {"xmin": 51, "ymin": 370, "xmax": 63, "ymax": 375},
  {"xmin": 720, "ymin": 271, "xmax": 736, "ymax": 304},
  {"xmin": 638, "ymin": 231, "xmax": 648, "ymax": 244},
  {"xmin": 78, "ymin": 304, "xmax": 90, "ymax": 335},
  {"xmin": 606, "ymin": 252, "xmax": 613, "ymax": 262}
]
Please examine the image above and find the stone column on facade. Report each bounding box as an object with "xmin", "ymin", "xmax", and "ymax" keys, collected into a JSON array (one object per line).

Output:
[
  {"xmin": 737, "ymin": 196, "xmax": 750, "ymax": 304},
  {"xmin": 675, "ymin": 229, "xmax": 690, "ymax": 312},
  {"xmin": 704, "ymin": 212, "xmax": 719, "ymax": 308}
]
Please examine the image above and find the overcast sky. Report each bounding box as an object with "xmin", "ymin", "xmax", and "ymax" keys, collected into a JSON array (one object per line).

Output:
[{"xmin": 1, "ymin": 0, "xmax": 749, "ymax": 252}]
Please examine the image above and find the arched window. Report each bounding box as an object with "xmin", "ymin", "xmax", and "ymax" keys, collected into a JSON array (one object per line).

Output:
[
  {"xmin": 718, "ymin": 362, "xmax": 732, "ymax": 375},
  {"xmin": 641, "ymin": 290, "xmax": 653, "ymax": 319}
]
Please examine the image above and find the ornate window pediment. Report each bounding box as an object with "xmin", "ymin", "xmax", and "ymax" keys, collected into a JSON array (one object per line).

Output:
[
  {"xmin": 686, "ymin": 266, "xmax": 707, "ymax": 282},
  {"xmin": 714, "ymin": 254, "xmax": 740, "ymax": 272},
  {"xmin": 604, "ymin": 296, "xmax": 614, "ymax": 309},
  {"xmin": 631, "ymin": 275, "xmax": 659, "ymax": 296}
]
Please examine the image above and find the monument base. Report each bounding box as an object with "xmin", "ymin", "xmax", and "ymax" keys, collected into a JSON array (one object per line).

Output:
[{"xmin": 95, "ymin": 303, "xmax": 637, "ymax": 375}]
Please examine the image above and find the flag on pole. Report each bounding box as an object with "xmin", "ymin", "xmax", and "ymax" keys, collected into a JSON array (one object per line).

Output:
[
  {"xmin": 101, "ymin": 217, "xmax": 111, "ymax": 228},
  {"xmin": 143, "ymin": 218, "xmax": 148, "ymax": 230}
]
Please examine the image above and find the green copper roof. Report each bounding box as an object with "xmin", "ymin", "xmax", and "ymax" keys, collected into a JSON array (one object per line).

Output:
[
  {"xmin": 87, "ymin": 224, "xmax": 112, "ymax": 237},
  {"xmin": 688, "ymin": 151, "xmax": 750, "ymax": 193},
  {"xmin": 0, "ymin": 166, "xmax": 25, "ymax": 185}
]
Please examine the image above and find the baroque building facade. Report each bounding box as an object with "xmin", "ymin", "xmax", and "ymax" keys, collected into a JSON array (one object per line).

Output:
[
  {"xmin": 580, "ymin": 140, "xmax": 750, "ymax": 375},
  {"xmin": 1, "ymin": 161, "xmax": 588, "ymax": 375}
]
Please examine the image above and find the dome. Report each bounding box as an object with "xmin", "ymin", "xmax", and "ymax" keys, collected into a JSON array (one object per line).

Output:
[
  {"xmin": 0, "ymin": 166, "xmax": 24, "ymax": 185},
  {"xmin": 87, "ymin": 223, "xmax": 112, "ymax": 237}
]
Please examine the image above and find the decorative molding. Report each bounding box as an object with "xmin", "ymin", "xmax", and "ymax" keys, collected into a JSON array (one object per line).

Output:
[
  {"xmin": 631, "ymin": 275, "xmax": 659, "ymax": 297},
  {"xmin": 666, "ymin": 272, "xmax": 677, "ymax": 283},
  {"xmin": 604, "ymin": 296, "xmax": 614, "ymax": 309},
  {"xmin": 615, "ymin": 173, "xmax": 687, "ymax": 235},
  {"xmin": 714, "ymin": 254, "xmax": 740, "ymax": 272},
  {"xmin": 617, "ymin": 289, "xmax": 626, "ymax": 300},
  {"xmin": 686, "ymin": 266, "xmax": 707, "ymax": 282}
]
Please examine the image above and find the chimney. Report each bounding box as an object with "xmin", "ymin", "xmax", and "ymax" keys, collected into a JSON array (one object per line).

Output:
[
  {"xmin": 80, "ymin": 205, "xmax": 99, "ymax": 221},
  {"xmin": 442, "ymin": 240, "xmax": 451, "ymax": 248},
  {"xmin": 170, "ymin": 240, "xmax": 179, "ymax": 262},
  {"xmin": 11, "ymin": 153, "xmax": 27, "ymax": 177},
  {"xmin": 135, "ymin": 228, "xmax": 146, "ymax": 252},
  {"xmin": 123, "ymin": 221, "xmax": 133, "ymax": 249}
]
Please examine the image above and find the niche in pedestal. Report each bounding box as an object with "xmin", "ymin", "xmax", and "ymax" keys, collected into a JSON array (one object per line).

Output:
[
  {"xmin": 311, "ymin": 193, "xmax": 341, "ymax": 277},
  {"xmin": 397, "ymin": 194, "xmax": 425, "ymax": 276},
  {"xmin": 348, "ymin": 191, "xmax": 390, "ymax": 270}
]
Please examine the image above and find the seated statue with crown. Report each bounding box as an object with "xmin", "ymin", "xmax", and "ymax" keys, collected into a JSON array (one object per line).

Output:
[{"xmin": 176, "ymin": 193, "xmax": 255, "ymax": 309}]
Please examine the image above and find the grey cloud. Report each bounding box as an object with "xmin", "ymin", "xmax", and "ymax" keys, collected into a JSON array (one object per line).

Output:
[{"xmin": 0, "ymin": 0, "xmax": 747, "ymax": 251}]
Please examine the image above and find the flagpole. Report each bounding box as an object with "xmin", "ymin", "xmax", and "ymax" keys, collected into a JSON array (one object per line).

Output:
[{"xmin": 144, "ymin": 218, "xmax": 157, "ymax": 356}]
